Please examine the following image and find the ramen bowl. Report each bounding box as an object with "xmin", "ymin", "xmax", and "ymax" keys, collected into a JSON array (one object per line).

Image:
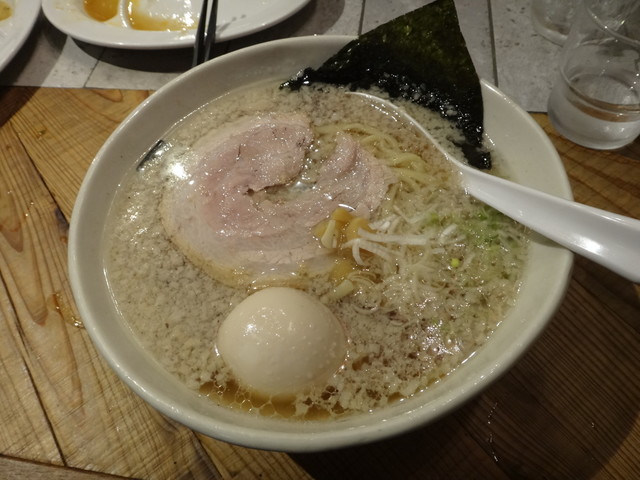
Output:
[{"xmin": 68, "ymin": 35, "xmax": 573, "ymax": 452}]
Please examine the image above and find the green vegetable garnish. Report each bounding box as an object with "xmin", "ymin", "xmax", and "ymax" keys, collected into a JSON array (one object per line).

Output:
[{"xmin": 282, "ymin": 0, "xmax": 491, "ymax": 169}]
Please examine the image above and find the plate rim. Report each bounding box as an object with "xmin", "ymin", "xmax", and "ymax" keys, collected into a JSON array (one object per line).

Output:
[
  {"xmin": 42, "ymin": 0, "xmax": 311, "ymax": 49},
  {"xmin": 0, "ymin": 0, "xmax": 42, "ymax": 72}
]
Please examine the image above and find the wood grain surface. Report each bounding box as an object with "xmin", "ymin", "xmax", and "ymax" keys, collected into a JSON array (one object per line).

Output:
[{"xmin": 0, "ymin": 86, "xmax": 638, "ymax": 479}]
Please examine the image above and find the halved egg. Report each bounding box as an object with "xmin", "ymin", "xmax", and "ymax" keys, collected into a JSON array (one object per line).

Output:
[
  {"xmin": 83, "ymin": 0, "xmax": 199, "ymax": 31},
  {"xmin": 127, "ymin": 0, "xmax": 198, "ymax": 31},
  {"xmin": 0, "ymin": 0, "xmax": 12, "ymax": 21}
]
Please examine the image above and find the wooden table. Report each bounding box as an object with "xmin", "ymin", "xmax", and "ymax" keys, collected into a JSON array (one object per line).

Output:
[{"xmin": 0, "ymin": 86, "xmax": 638, "ymax": 479}]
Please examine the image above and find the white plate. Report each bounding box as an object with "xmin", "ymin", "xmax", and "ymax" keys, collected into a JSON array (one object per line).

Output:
[
  {"xmin": 42, "ymin": 0, "xmax": 310, "ymax": 49},
  {"xmin": 0, "ymin": 0, "xmax": 41, "ymax": 72}
]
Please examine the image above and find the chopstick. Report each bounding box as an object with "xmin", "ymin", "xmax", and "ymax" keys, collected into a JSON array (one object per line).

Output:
[{"xmin": 192, "ymin": 0, "xmax": 219, "ymax": 67}]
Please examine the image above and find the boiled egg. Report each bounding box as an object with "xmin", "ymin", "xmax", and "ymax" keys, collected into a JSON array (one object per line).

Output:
[
  {"xmin": 216, "ymin": 287, "xmax": 348, "ymax": 396},
  {"xmin": 126, "ymin": 0, "xmax": 198, "ymax": 31}
]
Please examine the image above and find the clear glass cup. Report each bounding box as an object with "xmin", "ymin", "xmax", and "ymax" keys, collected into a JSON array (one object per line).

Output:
[
  {"xmin": 547, "ymin": 0, "xmax": 640, "ymax": 150},
  {"xmin": 531, "ymin": 0, "xmax": 578, "ymax": 45}
]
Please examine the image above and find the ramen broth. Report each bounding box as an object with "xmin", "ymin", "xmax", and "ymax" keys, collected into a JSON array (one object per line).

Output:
[{"xmin": 104, "ymin": 80, "xmax": 528, "ymax": 419}]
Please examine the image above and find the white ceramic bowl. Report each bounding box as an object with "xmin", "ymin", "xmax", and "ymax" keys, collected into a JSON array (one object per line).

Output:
[{"xmin": 68, "ymin": 35, "xmax": 573, "ymax": 452}]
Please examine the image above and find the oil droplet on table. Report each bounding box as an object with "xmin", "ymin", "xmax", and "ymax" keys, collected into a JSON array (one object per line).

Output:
[
  {"xmin": 486, "ymin": 401, "xmax": 500, "ymax": 463},
  {"xmin": 51, "ymin": 292, "xmax": 84, "ymax": 329}
]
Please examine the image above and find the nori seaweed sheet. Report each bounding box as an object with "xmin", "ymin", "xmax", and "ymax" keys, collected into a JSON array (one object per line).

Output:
[{"xmin": 282, "ymin": 0, "xmax": 491, "ymax": 169}]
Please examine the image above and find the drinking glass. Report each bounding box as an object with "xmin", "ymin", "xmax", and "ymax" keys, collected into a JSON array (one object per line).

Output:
[
  {"xmin": 531, "ymin": 0, "xmax": 578, "ymax": 45},
  {"xmin": 547, "ymin": 0, "xmax": 640, "ymax": 150}
]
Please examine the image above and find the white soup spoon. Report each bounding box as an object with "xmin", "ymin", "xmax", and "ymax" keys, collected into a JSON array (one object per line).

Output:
[{"xmin": 350, "ymin": 91, "xmax": 640, "ymax": 283}]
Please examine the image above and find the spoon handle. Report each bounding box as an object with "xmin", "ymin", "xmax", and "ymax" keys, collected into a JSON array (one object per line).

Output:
[{"xmin": 463, "ymin": 168, "xmax": 640, "ymax": 283}]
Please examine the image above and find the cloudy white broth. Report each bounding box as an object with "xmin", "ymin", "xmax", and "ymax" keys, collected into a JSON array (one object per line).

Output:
[{"xmin": 104, "ymin": 79, "xmax": 528, "ymax": 420}]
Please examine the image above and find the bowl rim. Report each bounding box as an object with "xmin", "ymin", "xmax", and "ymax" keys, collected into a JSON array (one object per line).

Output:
[{"xmin": 68, "ymin": 34, "xmax": 573, "ymax": 452}]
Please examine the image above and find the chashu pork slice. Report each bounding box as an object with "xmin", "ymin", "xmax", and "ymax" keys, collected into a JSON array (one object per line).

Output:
[{"xmin": 161, "ymin": 112, "xmax": 395, "ymax": 288}]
